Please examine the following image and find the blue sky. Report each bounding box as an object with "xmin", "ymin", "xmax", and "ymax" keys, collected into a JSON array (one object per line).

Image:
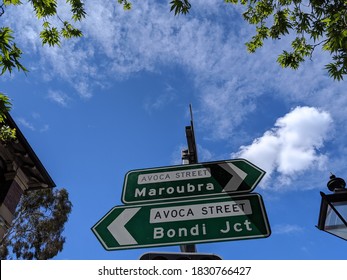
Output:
[{"xmin": 1, "ymin": 0, "xmax": 347, "ymax": 259}]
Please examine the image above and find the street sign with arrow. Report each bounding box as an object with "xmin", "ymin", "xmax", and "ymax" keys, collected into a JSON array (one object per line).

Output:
[
  {"xmin": 92, "ymin": 193, "xmax": 271, "ymax": 251},
  {"xmin": 122, "ymin": 158, "xmax": 265, "ymax": 204}
]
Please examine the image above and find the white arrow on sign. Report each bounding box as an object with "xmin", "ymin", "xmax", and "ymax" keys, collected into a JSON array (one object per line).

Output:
[
  {"xmin": 220, "ymin": 162, "xmax": 247, "ymax": 192},
  {"xmin": 107, "ymin": 207, "xmax": 140, "ymax": 245}
]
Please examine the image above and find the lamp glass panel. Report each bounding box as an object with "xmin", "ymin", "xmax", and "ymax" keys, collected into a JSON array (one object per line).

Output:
[{"xmin": 324, "ymin": 201, "xmax": 347, "ymax": 240}]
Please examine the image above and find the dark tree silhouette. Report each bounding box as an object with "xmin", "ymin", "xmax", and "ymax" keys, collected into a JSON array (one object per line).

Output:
[{"xmin": 0, "ymin": 188, "xmax": 72, "ymax": 259}]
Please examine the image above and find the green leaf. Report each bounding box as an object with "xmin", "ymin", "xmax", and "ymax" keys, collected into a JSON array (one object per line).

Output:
[
  {"xmin": 224, "ymin": 0, "xmax": 239, "ymax": 4},
  {"xmin": 246, "ymin": 33, "xmax": 264, "ymax": 53},
  {"xmin": 270, "ymin": 9, "xmax": 292, "ymax": 38},
  {"xmin": 325, "ymin": 63, "xmax": 344, "ymax": 81},
  {"xmin": 3, "ymin": 0, "xmax": 22, "ymax": 5},
  {"xmin": 117, "ymin": 0, "xmax": 132, "ymax": 11},
  {"xmin": 40, "ymin": 27, "xmax": 60, "ymax": 47},
  {"xmin": 67, "ymin": 0, "xmax": 87, "ymax": 21},
  {"xmin": 170, "ymin": 0, "xmax": 192, "ymax": 15},
  {"xmin": 0, "ymin": 28, "xmax": 28, "ymax": 75},
  {"xmin": 277, "ymin": 51, "xmax": 302, "ymax": 69},
  {"xmin": 0, "ymin": 93, "xmax": 12, "ymax": 122},
  {"xmin": 43, "ymin": 21, "xmax": 50, "ymax": 29},
  {"xmin": 291, "ymin": 37, "xmax": 312, "ymax": 57},
  {"xmin": 31, "ymin": 0, "xmax": 58, "ymax": 19},
  {"xmin": 0, "ymin": 93, "xmax": 16, "ymax": 142},
  {"xmin": 61, "ymin": 22, "xmax": 82, "ymax": 39},
  {"xmin": 0, "ymin": 125, "xmax": 16, "ymax": 142}
]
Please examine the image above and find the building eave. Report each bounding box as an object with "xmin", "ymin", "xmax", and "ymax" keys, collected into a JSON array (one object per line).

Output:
[{"xmin": 3, "ymin": 112, "xmax": 56, "ymax": 189}]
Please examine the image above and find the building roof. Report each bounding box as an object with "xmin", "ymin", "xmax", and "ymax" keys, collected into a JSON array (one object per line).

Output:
[{"xmin": 2, "ymin": 112, "xmax": 55, "ymax": 190}]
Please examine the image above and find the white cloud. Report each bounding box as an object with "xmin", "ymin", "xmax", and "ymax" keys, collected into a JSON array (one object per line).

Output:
[
  {"xmin": 17, "ymin": 117, "xmax": 35, "ymax": 131},
  {"xmin": 16, "ymin": 115, "xmax": 50, "ymax": 133},
  {"xmin": 196, "ymin": 144, "xmax": 215, "ymax": 162},
  {"xmin": 40, "ymin": 124, "xmax": 50, "ymax": 133},
  {"xmin": 48, "ymin": 90, "xmax": 71, "ymax": 107},
  {"xmin": 231, "ymin": 106, "xmax": 333, "ymax": 188},
  {"xmin": 4, "ymin": 0, "xmax": 347, "ymax": 144},
  {"xmin": 144, "ymin": 91, "xmax": 177, "ymax": 113},
  {"xmin": 272, "ymin": 224, "xmax": 304, "ymax": 235}
]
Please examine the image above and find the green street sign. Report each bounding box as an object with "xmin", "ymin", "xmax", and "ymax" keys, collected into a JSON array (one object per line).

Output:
[
  {"xmin": 92, "ymin": 193, "xmax": 271, "ymax": 251},
  {"xmin": 122, "ymin": 159, "xmax": 265, "ymax": 204}
]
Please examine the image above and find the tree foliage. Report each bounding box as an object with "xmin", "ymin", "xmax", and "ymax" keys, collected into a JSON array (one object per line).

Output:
[
  {"xmin": 0, "ymin": 93, "xmax": 16, "ymax": 142},
  {"xmin": 170, "ymin": 0, "xmax": 191, "ymax": 15},
  {"xmin": 0, "ymin": 0, "xmax": 86, "ymax": 75},
  {"xmin": 0, "ymin": 1, "xmax": 75, "ymax": 260},
  {"xmin": 170, "ymin": 0, "xmax": 347, "ymax": 80},
  {"xmin": 118, "ymin": 0, "xmax": 132, "ymax": 10},
  {"xmin": 0, "ymin": 188, "xmax": 72, "ymax": 260},
  {"xmin": 1, "ymin": 0, "xmax": 347, "ymax": 80},
  {"xmin": 0, "ymin": 95, "xmax": 71, "ymax": 260}
]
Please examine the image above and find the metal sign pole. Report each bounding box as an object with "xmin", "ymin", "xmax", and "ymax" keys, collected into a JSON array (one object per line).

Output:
[{"xmin": 180, "ymin": 105, "xmax": 197, "ymax": 253}]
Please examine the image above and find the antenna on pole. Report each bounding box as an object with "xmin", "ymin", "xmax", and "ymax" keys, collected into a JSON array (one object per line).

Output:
[{"xmin": 189, "ymin": 103, "xmax": 194, "ymax": 124}]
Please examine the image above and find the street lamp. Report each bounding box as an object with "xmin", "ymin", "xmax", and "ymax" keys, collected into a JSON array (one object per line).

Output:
[{"xmin": 317, "ymin": 174, "xmax": 347, "ymax": 241}]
